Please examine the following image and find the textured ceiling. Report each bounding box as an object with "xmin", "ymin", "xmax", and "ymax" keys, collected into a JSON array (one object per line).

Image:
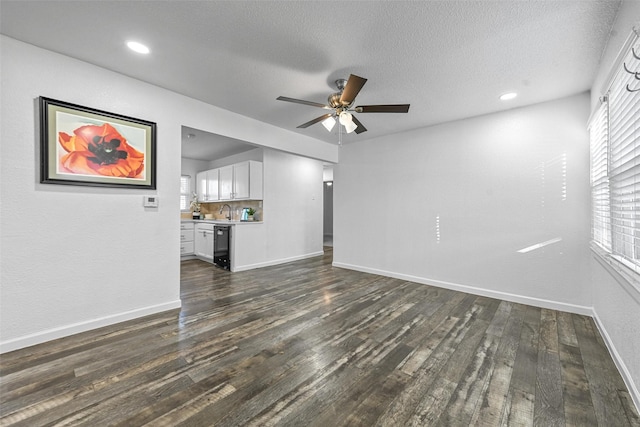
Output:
[{"xmin": 1, "ymin": 0, "xmax": 621, "ymax": 155}]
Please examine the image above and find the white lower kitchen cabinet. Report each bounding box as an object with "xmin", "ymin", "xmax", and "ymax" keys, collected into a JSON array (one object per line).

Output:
[
  {"xmin": 180, "ymin": 222, "xmax": 195, "ymax": 256},
  {"xmin": 194, "ymin": 223, "xmax": 214, "ymax": 262},
  {"xmin": 182, "ymin": 220, "xmax": 268, "ymax": 272}
]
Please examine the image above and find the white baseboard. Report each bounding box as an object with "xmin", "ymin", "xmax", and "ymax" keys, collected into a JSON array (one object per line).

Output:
[
  {"xmin": 331, "ymin": 262, "xmax": 592, "ymax": 316},
  {"xmin": 233, "ymin": 251, "xmax": 324, "ymax": 272},
  {"xmin": 592, "ymin": 311, "xmax": 640, "ymax": 413},
  {"xmin": 0, "ymin": 300, "xmax": 182, "ymax": 354}
]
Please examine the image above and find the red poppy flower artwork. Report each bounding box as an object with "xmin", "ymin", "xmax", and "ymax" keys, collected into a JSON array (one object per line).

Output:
[{"xmin": 57, "ymin": 123, "xmax": 145, "ymax": 178}]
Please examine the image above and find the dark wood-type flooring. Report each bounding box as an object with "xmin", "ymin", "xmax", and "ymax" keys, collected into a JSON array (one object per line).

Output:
[{"xmin": 1, "ymin": 248, "xmax": 639, "ymax": 426}]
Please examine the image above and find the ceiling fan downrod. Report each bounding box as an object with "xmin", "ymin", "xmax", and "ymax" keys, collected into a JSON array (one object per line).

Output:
[{"xmin": 328, "ymin": 79, "xmax": 348, "ymax": 109}]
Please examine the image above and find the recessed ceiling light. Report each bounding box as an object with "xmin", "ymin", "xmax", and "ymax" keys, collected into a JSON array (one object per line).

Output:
[
  {"xmin": 126, "ymin": 41, "xmax": 150, "ymax": 54},
  {"xmin": 500, "ymin": 92, "xmax": 517, "ymax": 101}
]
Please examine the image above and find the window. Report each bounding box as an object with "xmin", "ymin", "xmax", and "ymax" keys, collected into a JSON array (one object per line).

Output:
[
  {"xmin": 180, "ymin": 175, "xmax": 191, "ymax": 211},
  {"xmin": 590, "ymin": 37, "xmax": 640, "ymax": 276}
]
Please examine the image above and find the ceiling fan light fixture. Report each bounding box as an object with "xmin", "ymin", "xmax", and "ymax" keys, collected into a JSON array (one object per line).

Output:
[
  {"xmin": 339, "ymin": 111, "xmax": 353, "ymax": 125},
  {"xmin": 322, "ymin": 116, "xmax": 336, "ymax": 131},
  {"xmin": 344, "ymin": 120, "xmax": 358, "ymax": 134}
]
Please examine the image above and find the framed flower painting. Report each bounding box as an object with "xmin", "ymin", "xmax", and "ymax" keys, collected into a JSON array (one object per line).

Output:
[{"xmin": 40, "ymin": 97, "xmax": 156, "ymax": 189}]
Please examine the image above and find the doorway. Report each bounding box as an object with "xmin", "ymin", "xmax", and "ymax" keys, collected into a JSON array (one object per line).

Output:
[{"xmin": 323, "ymin": 165, "xmax": 333, "ymax": 247}]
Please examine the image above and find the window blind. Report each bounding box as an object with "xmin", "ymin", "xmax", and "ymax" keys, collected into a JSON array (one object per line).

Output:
[
  {"xmin": 608, "ymin": 41, "xmax": 640, "ymax": 272},
  {"xmin": 590, "ymin": 101, "xmax": 611, "ymax": 251},
  {"xmin": 180, "ymin": 175, "xmax": 191, "ymax": 211}
]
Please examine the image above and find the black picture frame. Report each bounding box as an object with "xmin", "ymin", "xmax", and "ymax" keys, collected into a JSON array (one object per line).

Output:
[{"xmin": 40, "ymin": 97, "xmax": 156, "ymax": 189}]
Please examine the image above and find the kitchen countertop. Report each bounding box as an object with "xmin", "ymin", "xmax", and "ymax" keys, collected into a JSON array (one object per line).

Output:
[{"xmin": 181, "ymin": 219, "xmax": 263, "ymax": 225}]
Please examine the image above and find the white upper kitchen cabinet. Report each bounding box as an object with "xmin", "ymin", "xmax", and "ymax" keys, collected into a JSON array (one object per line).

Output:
[
  {"xmin": 198, "ymin": 161, "xmax": 263, "ymax": 202},
  {"xmin": 197, "ymin": 169, "xmax": 220, "ymax": 202},
  {"xmin": 196, "ymin": 171, "xmax": 207, "ymax": 201},
  {"xmin": 233, "ymin": 161, "xmax": 251, "ymax": 199},
  {"xmin": 233, "ymin": 161, "xmax": 263, "ymax": 200},
  {"xmin": 206, "ymin": 168, "xmax": 219, "ymax": 201},
  {"xmin": 219, "ymin": 165, "xmax": 234, "ymax": 200},
  {"xmin": 217, "ymin": 161, "xmax": 263, "ymax": 201}
]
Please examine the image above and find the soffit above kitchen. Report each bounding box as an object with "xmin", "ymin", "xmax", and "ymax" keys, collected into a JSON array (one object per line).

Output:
[
  {"xmin": 0, "ymin": 1, "xmax": 620, "ymax": 145},
  {"xmin": 181, "ymin": 127, "xmax": 257, "ymax": 161}
]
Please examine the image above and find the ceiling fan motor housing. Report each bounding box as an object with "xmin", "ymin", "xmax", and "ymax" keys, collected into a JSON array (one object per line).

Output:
[
  {"xmin": 328, "ymin": 79, "xmax": 350, "ymax": 108},
  {"xmin": 328, "ymin": 93, "xmax": 342, "ymax": 108}
]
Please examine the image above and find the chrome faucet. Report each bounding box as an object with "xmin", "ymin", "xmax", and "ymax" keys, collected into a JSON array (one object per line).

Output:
[{"xmin": 220, "ymin": 204, "xmax": 232, "ymax": 221}]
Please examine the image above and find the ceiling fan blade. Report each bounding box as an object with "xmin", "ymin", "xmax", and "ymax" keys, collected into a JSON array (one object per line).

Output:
[
  {"xmin": 277, "ymin": 96, "xmax": 331, "ymax": 109},
  {"xmin": 356, "ymin": 104, "xmax": 410, "ymax": 113},
  {"xmin": 297, "ymin": 113, "xmax": 334, "ymax": 129},
  {"xmin": 339, "ymin": 74, "xmax": 367, "ymax": 106},
  {"xmin": 351, "ymin": 115, "xmax": 367, "ymax": 134}
]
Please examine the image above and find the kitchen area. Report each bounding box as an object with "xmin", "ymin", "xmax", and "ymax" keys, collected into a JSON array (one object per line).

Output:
[{"xmin": 180, "ymin": 126, "xmax": 326, "ymax": 273}]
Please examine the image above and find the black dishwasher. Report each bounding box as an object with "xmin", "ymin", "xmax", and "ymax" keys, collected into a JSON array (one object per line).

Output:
[{"xmin": 213, "ymin": 225, "xmax": 231, "ymax": 270}]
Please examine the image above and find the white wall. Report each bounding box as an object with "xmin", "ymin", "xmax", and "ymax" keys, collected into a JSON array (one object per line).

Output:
[
  {"xmin": 263, "ymin": 149, "xmax": 324, "ymax": 262},
  {"xmin": 334, "ymin": 93, "xmax": 591, "ymax": 313},
  {"xmin": 323, "ymin": 167, "xmax": 334, "ymax": 182},
  {"xmin": 0, "ymin": 36, "xmax": 337, "ymax": 352},
  {"xmin": 590, "ymin": 1, "xmax": 640, "ymax": 111},
  {"xmin": 588, "ymin": 0, "xmax": 640, "ymax": 407},
  {"xmin": 233, "ymin": 149, "xmax": 324, "ymax": 270},
  {"xmin": 207, "ymin": 147, "xmax": 264, "ymax": 169}
]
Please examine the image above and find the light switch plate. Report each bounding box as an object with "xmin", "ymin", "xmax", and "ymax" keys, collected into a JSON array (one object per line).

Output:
[{"xmin": 143, "ymin": 195, "xmax": 158, "ymax": 207}]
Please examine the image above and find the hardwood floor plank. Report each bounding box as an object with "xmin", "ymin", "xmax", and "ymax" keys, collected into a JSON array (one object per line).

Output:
[
  {"xmin": 559, "ymin": 342, "xmax": 598, "ymax": 426},
  {"xmin": 534, "ymin": 350, "xmax": 564, "ymax": 426},
  {"xmin": 538, "ymin": 308, "xmax": 560, "ymax": 354},
  {"xmin": 533, "ymin": 308, "xmax": 564, "ymax": 426},
  {"xmin": 618, "ymin": 389, "xmax": 640, "ymax": 427},
  {"xmin": 572, "ymin": 314, "xmax": 635, "ymax": 426},
  {"xmin": 556, "ymin": 311, "xmax": 579, "ymax": 347},
  {"xmin": 509, "ymin": 304, "xmax": 541, "ymax": 396},
  {"xmin": 468, "ymin": 301, "xmax": 522, "ymax": 426},
  {"xmin": 504, "ymin": 388, "xmax": 535, "ymax": 427},
  {"xmin": 302, "ymin": 343, "xmax": 413, "ymax": 427},
  {"xmin": 436, "ymin": 327, "xmax": 501, "ymax": 426},
  {"xmin": 0, "ymin": 311, "xmax": 179, "ymax": 378},
  {"xmin": 0, "ymin": 248, "xmax": 638, "ymax": 426},
  {"xmin": 375, "ymin": 298, "xmax": 490, "ymax": 426}
]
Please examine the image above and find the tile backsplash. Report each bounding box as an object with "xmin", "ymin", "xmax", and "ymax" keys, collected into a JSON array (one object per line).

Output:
[{"xmin": 181, "ymin": 200, "xmax": 263, "ymax": 221}]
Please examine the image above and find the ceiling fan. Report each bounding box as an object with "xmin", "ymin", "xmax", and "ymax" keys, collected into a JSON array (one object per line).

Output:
[{"xmin": 277, "ymin": 74, "xmax": 410, "ymax": 136}]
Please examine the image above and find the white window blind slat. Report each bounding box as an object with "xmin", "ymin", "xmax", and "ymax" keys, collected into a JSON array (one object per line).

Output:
[
  {"xmin": 610, "ymin": 164, "xmax": 640, "ymax": 183},
  {"xmin": 590, "ymin": 99, "xmax": 611, "ymax": 251},
  {"xmin": 606, "ymin": 39, "xmax": 640, "ymax": 272}
]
